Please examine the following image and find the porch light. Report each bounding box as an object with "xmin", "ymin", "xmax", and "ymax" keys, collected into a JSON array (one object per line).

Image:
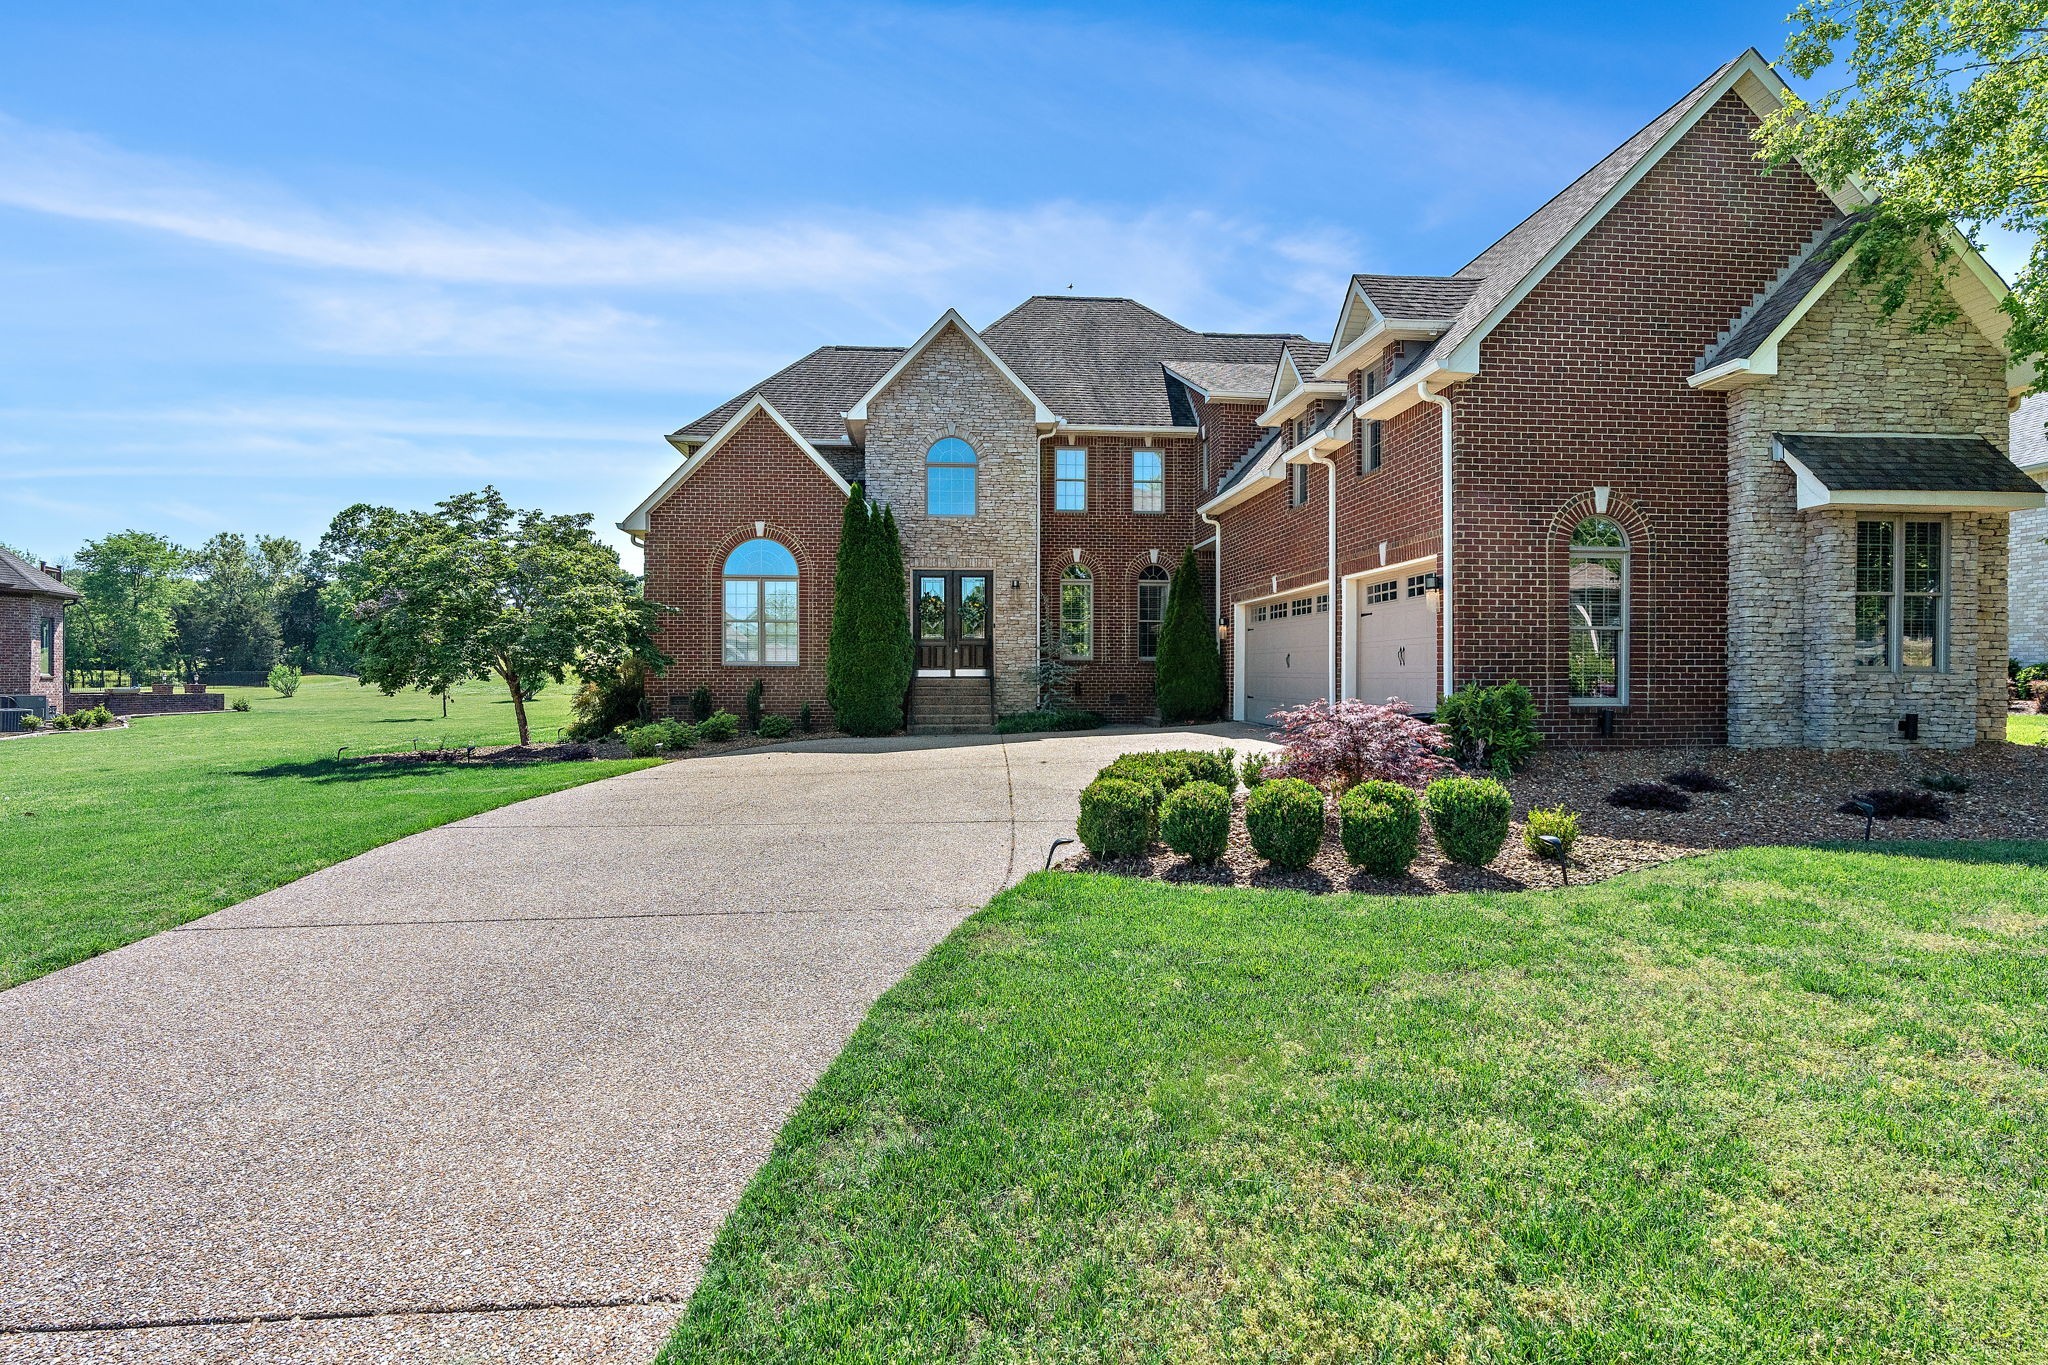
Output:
[{"xmin": 1419, "ymin": 571, "xmax": 1443, "ymax": 609}]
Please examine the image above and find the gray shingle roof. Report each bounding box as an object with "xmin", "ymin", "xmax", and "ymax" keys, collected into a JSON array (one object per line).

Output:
[
  {"xmin": 0, "ymin": 547, "xmax": 80, "ymax": 599},
  {"xmin": 1777, "ymin": 433, "xmax": 2043, "ymax": 494},
  {"xmin": 1700, "ymin": 213, "xmax": 1868, "ymax": 369},
  {"xmin": 983, "ymin": 296, "xmax": 1318, "ymax": 428},
  {"xmin": 2013, "ymin": 394, "xmax": 2048, "ymax": 471},
  {"xmin": 670, "ymin": 345, "xmax": 903, "ymax": 445},
  {"xmin": 1349, "ymin": 274, "xmax": 1481, "ymax": 320},
  {"xmin": 1161, "ymin": 359, "xmax": 1276, "ymax": 400},
  {"xmin": 670, "ymin": 298, "xmax": 1319, "ymax": 445},
  {"xmin": 1405, "ymin": 52, "xmax": 1750, "ymax": 374}
]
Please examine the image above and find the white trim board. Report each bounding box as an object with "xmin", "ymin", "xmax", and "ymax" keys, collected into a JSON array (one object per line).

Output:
[{"xmin": 619, "ymin": 394, "xmax": 850, "ymax": 537}]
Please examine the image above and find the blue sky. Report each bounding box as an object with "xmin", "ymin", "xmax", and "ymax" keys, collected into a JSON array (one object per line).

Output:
[{"xmin": 0, "ymin": 2, "xmax": 2023, "ymax": 571}]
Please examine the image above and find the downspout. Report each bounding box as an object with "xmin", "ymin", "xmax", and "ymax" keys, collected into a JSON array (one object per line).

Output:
[
  {"xmin": 1305, "ymin": 450, "xmax": 1339, "ymax": 702},
  {"xmin": 1417, "ymin": 381, "xmax": 1454, "ymax": 700},
  {"xmin": 1198, "ymin": 510, "xmax": 1223, "ymax": 630},
  {"xmin": 1198, "ymin": 509, "xmax": 1225, "ymax": 715}
]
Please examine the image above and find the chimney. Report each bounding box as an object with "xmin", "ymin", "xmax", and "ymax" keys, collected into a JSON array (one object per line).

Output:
[{"xmin": 39, "ymin": 563, "xmax": 62, "ymax": 582}]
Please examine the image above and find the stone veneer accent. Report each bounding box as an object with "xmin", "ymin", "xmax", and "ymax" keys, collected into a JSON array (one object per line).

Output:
[
  {"xmin": 2010, "ymin": 397, "xmax": 2048, "ymax": 663},
  {"xmin": 1726, "ymin": 267, "xmax": 2014, "ymax": 748},
  {"xmin": 862, "ymin": 322, "xmax": 1042, "ymax": 715}
]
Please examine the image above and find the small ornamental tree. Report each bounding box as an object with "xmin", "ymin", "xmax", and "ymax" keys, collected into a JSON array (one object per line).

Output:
[
  {"xmin": 322, "ymin": 487, "xmax": 665, "ymax": 745},
  {"xmin": 825, "ymin": 486, "xmax": 912, "ymax": 736},
  {"xmin": 1154, "ymin": 546, "xmax": 1223, "ymax": 722},
  {"xmin": 1268, "ymin": 698, "xmax": 1454, "ymax": 793}
]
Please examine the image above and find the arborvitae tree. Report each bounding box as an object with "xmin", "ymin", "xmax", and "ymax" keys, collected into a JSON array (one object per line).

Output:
[
  {"xmin": 1154, "ymin": 545, "xmax": 1224, "ymax": 722},
  {"xmin": 825, "ymin": 486, "xmax": 912, "ymax": 735}
]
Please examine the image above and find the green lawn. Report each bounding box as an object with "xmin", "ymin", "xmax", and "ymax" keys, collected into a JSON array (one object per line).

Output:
[
  {"xmin": 664, "ymin": 845, "xmax": 2048, "ymax": 1363},
  {"xmin": 0, "ymin": 675, "xmax": 651, "ymax": 988},
  {"xmin": 2011, "ymin": 712, "xmax": 2046, "ymax": 745}
]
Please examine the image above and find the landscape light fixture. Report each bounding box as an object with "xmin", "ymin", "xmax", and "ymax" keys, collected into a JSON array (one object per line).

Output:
[
  {"xmin": 1044, "ymin": 837, "xmax": 1075, "ymax": 870},
  {"xmin": 1848, "ymin": 798, "xmax": 1877, "ymax": 841},
  {"xmin": 1537, "ymin": 833, "xmax": 1568, "ymax": 885}
]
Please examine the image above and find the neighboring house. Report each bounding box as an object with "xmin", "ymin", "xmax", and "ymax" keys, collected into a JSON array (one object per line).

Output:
[
  {"xmin": 2011, "ymin": 395, "xmax": 2048, "ymax": 664},
  {"xmin": 0, "ymin": 547, "xmax": 79, "ymax": 716},
  {"xmin": 625, "ymin": 49, "xmax": 2041, "ymax": 748}
]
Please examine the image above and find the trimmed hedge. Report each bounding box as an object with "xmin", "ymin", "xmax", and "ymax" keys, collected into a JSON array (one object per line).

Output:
[
  {"xmin": 758, "ymin": 715, "xmax": 794, "ymax": 739},
  {"xmin": 1423, "ymin": 776, "xmax": 1512, "ymax": 867},
  {"xmin": 1096, "ymin": 749, "xmax": 1234, "ymax": 803},
  {"xmin": 994, "ymin": 709, "xmax": 1106, "ymax": 734},
  {"xmin": 1243, "ymin": 777, "xmax": 1324, "ymax": 869},
  {"xmin": 1338, "ymin": 780, "xmax": 1421, "ymax": 877},
  {"xmin": 1160, "ymin": 781, "xmax": 1231, "ymax": 863},
  {"xmin": 1078, "ymin": 777, "xmax": 1156, "ymax": 858}
]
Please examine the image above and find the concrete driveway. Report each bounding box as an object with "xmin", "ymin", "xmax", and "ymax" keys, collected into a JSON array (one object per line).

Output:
[{"xmin": 0, "ymin": 725, "xmax": 1264, "ymax": 1364}]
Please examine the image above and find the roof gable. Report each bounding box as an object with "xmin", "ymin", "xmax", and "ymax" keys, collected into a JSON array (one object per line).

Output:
[
  {"xmin": 844, "ymin": 309, "xmax": 1058, "ymax": 436},
  {"xmin": 670, "ymin": 345, "xmax": 901, "ymax": 447},
  {"xmin": 621, "ymin": 396, "xmax": 849, "ymax": 537}
]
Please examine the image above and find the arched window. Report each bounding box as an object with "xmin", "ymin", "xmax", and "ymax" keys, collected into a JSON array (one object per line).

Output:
[
  {"xmin": 926, "ymin": 437, "xmax": 978, "ymax": 516},
  {"xmin": 1136, "ymin": 565, "xmax": 1169, "ymax": 660},
  {"xmin": 1060, "ymin": 564, "xmax": 1093, "ymax": 660},
  {"xmin": 1567, "ymin": 515, "xmax": 1628, "ymax": 703},
  {"xmin": 723, "ymin": 538, "xmax": 799, "ymax": 665}
]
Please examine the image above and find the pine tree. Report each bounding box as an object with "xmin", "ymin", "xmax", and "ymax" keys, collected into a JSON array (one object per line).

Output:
[
  {"xmin": 1155, "ymin": 545, "xmax": 1223, "ymax": 722},
  {"xmin": 824, "ymin": 486, "xmax": 912, "ymax": 735}
]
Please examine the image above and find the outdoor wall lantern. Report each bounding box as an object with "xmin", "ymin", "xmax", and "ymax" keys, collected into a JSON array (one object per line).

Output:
[{"xmin": 1419, "ymin": 571, "xmax": 1443, "ymax": 610}]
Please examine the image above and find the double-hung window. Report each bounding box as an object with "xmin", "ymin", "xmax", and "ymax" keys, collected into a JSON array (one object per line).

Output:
[
  {"xmin": 1361, "ymin": 420, "xmax": 1384, "ymax": 474},
  {"xmin": 1290, "ymin": 463, "xmax": 1310, "ymax": 507},
  {"xmin": 1567, "ymin": 516, "xmax": 1628, "ymax": 704},
  {"xmin": 1132, "ymin": 448, "xmax": 1164, "ymax": 513},
  {"xmin": 1856, "ymin": 518, "xmax": 1945, "ymax": 670},
  {"xmin": 1053, "ymin": 447, "xmax": 1087, "ymax": 512},
  {"xmin": 722, "ymin": 538, "xmax": 799, "ymax": 664}
]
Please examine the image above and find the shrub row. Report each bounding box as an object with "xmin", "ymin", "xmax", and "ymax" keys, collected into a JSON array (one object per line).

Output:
[
  {"xmin": 993, "ymin": 709, "xmax": 1106, "ymax": 735},
  {"xmin": 619, "ymin": 709, "xmax": 746, "ymax": 757},
  {"xmin": 36, "ymin": 705, "xmax": 116, "ymax": 732}
]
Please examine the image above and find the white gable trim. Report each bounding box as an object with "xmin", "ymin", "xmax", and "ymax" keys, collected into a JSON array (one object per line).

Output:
[
  {"xmin": 1437, "ymin": 50, "xmax": 1864, "ymax": 381},
  {"xmin": 1689, "ymin": 229, "xmax": 2030, "ymax": 394},
  {"xmin": 1326, "ymin": 279, "xmax": 1383, "ymax": 362},
  {"xmin": 1258, "ymin": 346, "xmax": 1345, "ymax": 426},
  {"xmin": 618, "ymin": 395, "xmax": 849, "ymax": 538},
  {"xmin": 842, "ymin": 308, "xmax": 1058, "ymax": 437}
]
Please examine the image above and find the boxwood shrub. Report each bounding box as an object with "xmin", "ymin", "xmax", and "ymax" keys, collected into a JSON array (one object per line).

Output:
[
  {"xmin": 623, "ymin": 725, "xmax": 665, "ymax": 758},
  {"xmin": 695, "ymin": 710, "xmax": 739, "ymax": 742},
  {"xmin": 1097, "ymin": 749, "xmax": 1234, "ymax": 802},
  {"xmin": 1078, "ymin": 777, "xmax": 1156, "ymax": 858},
  {"xmin": 1338, "ymin": 779, "xmax": 1421, "ymax": 877},
  {"xmin": 1160, "ymin": 780, "xmax": 1231, "ymax": 863},
  {"xmin": 757, "ymin": 714, "xmax": 794, "ymax": 739},
  {"xmin": 994, "ymin": 709, "xmax": 1106, "ymax": 734},
  {"xmin": 1243, "ymin": 777, "xmax": 1324, "ymax": 869},
  {"xmin": 1423, "ymin": 776, "xmax": 1513, "ymax": 867},
  {"xmin": 1521, "ymin": 804, "xmax": 1579, "ymax": 859}
]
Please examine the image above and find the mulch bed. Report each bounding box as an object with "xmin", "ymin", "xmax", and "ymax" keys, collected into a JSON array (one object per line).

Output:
[{"xmin": 1065, "ymin": 742, "xmax": 2048, "ymax": 895}]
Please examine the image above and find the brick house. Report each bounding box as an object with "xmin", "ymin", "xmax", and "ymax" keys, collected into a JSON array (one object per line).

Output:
[
  {"xmin": 625, "ymin": 50, "xmax": 2041, "ymax": 747},
  {"xmin": 0, "ymin": 547, "xmax": 79, "ymax": 717}
]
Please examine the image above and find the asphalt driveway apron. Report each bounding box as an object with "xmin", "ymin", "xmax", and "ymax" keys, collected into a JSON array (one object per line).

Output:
[{"xmin": 0, "ymin": 727, "xmax": 1259, "ymax": 1363}]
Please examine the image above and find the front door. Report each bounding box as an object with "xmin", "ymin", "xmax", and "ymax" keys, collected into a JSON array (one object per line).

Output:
[{"xmin": 915, "ymin": 571, "xmax": 990, "ymax": 675}]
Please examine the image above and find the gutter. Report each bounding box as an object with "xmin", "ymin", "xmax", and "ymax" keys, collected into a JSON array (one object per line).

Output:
[
  {"xmin": 1198, "ymin": 510, "xmax": 1223, "ymax": 640},
  {"xmin": 1417, "ymin": 381, "xmax": 1454, "ymax": 700},
  {"xmin": 1304, "ymin": 447, "xmax": 1339, "ymax": 702}
]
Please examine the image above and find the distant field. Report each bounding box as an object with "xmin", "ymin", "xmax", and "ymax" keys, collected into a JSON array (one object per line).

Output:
[{"xmin": 0, "ymin": 675, "xmax": 651, "ymax": 989}]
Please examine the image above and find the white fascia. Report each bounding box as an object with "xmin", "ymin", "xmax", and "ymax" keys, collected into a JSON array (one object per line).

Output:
[
  {"xmin": 618, "ymin": 394, "xmax": 848, "ymax": 537},
  {"xmin": 841, "ymin": 307, "xmax": 1060, "ymax": 441},
  {"xmin": 1315, "ymin": 317, "xmax": 1456, "ymax": 382},
  {"xmin": 1054, "ymin": 423, "xmax": 1199, "ymax": 438},
  {"xmin": 1351, "ymin": 363, "xmax": 1476, "ymax": 423}
]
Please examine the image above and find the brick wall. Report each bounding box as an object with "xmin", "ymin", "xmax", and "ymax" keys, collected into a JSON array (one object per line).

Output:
[
  {"xmin": 1726, "ymin": 263, "xmax": 2015, "ymax": 747},
  {"xmin": 1449, "ymin": 90, "xmax": 1840, "ymax": 748},
  {"xmin": 864, "ymin": 323, "xmax": 1042, "ymax": 714},
  {"xmin": 640, "ymin": 409, "xmax": 847, "ymax": 723},
  {"xmin": 1039, "ymin": 433, "xmax": 1202, "ymax": 719},
  {"xmin": 65, "ymin": 689, "xmax": 226, "ymax": 716},
  {"xmin": 0, "ymin": 595, "xmax": 67, "ymax": 712},
  {"xmin": 1192, "ymin": 395, "xmax": 1264, "ymax": 498}
]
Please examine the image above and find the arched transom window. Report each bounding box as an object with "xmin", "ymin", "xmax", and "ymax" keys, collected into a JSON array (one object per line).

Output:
[
  {"xmin": 1567, "ymin": 515, "xmax": 1628, "ymax": 704},
  {"xmin": 1136, "ymin": 565, "xmax": 1169, "ymax": 660},
  {"xmin": 723, "ymin": 538, "xmax": 798, "ymax": 665},
  {"xmin": 926, "ymin": 437, "xmax": 978, "ymax": 517},
  {"xmin": 1060, "ymin": 564, "xmax": 1093, "ymax": 660}
]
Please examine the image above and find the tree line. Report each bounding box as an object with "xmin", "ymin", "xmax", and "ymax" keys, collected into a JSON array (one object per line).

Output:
[{"xmin": 53, "ymin": 530, "xmax": 360, "ymax": 687}]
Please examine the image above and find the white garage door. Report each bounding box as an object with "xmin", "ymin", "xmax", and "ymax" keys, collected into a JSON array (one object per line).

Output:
[
  {"xmin": 1243, "ymin": 592, "xmax": 1329, "ymax": 724},
  {"xmin": 1352, "ymin": 572, "xmax": 1438, "ymax": 712}
]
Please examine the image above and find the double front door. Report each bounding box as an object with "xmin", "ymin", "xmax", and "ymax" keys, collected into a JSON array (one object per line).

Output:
[{"xmin": 915, "ymin": 570, "xmax": 990, "ymax": 675}]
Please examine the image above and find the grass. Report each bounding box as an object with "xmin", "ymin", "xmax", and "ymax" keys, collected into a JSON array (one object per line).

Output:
[
  {"xmin": 2010, "ymin": 712, "xmax": 2046, "ymax": 746},
  {"xmin": 662, "ymin": 844, "xmax": 2048, "ymax": 1363},
  {"xmin": 0, "ymin": 675, "xmax": 651, "ymax": 988}
]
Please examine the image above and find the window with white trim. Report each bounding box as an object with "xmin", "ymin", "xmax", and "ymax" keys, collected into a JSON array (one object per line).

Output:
[
  {"xmin": 1567, "ymin": 515, "xmax": 1628, "ymax": 704},
  {"xmin": 1136, "ymin": 565, "xmax": 1169, "ymax": 660},
  {"xmin": 38, "ymin": 614, "xmax": 55, "ymax": 676},
  {"xmin": 926, "ymin": 436, "xmax": 977, "ymax": 516},
  {"xmin": 1290, "ymin": 463, "xmax": 1310, "ymax": 507},
  {"xmin": 1132, "ymin": 448, "xmax": 1164, "ymax": 513},
  {"xmin": 1856, "ymin": 518, "xmax": 1945, "ymax": 670},
  {"xmin": 1361, "ymin": 420, "xmax": 1384, "ymax": 474},
  {"xmin": 1053, "ymin": 447, "xmax": 1087, "ymax": 512},
  {"xmin": 722, "ymin": 538, "xmax": 799, "ymax": 665},
  {"xmin": 1060, "ymin": 564, "xmax": 1093, "ymax": 660}
]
